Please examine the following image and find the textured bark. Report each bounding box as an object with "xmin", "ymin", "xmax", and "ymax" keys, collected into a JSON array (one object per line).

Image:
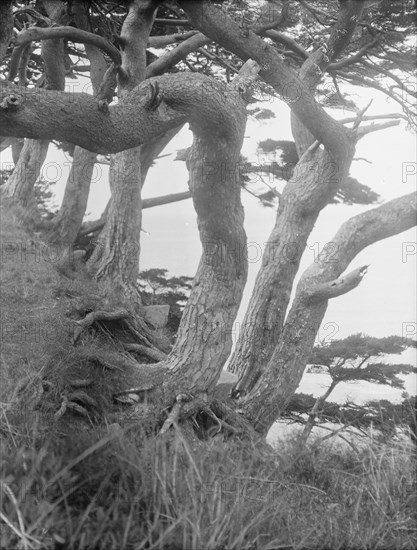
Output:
[
  {"xmin": 11, "ymin": 139, "xmax": 24, "ymax": 164},
  {"xmin": 160, "ymin": 70, "xmax": 253, "ymax": 398},
  {"xmin": 47, "ymin": 1, "xmax": 108, "ymax": 247},
  {"xmin": 2, "ymin": 0, "xmax": 67, "ymax": 205},
  {"xmin": 83, "ymin": 125, "xmax": 184, "ymax": 241},
  {"xmin": 87, "ymin": 146, "xmax": 143, "ymax": 285},
  {"xmin": 228, "ymin": 146, "xmax": 354, "ymax": 394},
  {"xmin": 87, "ymin": 0, "xmax": 162, "ymax": 285},
  {"xmin": 241, "ymin": 192, "xmax": 417, "ymax": 435},
  {"xmin": 140, "ymin": 126, "xmax": 183, "ymax": 185},
  {"xmin": 228, "ymin": 1, "xmax": 364, "ymax": 394},
  {"xmin": 146, "ymin": 33, "xmax": 210, "ymax": 77},
  {"xmin": 291, "ymin": 0, "xmax": 366, "ymax": 157},
  {"xmin": 48, "ymin": 148, "xmax": 97, "ymax": 245},
  {"xmin": 178, "ymin": 0, "xmax": 352, "ymax": 162},
  {"xmin": 8, "ymin": 27, "xmax": 120, "ymax": 81},
  {"xmin": 2, "ymin": 140, "xmax": 50, "ymax": 204},
  {"xmin": 0, "ymin": 75, "xmax": 243, "ymax": 153},
  {"xmin": 41, "ymin": 5, "xmax": 66, "ymax": 91},
  {"xmin": 0, "ymin": 1, "xmax": 13, "ymax": 65}
]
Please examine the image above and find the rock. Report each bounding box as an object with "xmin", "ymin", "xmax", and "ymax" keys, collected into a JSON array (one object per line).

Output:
[
  {"xmin": 143, "ymin": 305, "xmax": 170, "ymax": 328},
  {"xmin": 213, "ymin": 370, "xmax": 239, "ymax": 400}
]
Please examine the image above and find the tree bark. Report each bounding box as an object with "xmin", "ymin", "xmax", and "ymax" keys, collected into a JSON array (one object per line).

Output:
[
  {"xmin": 2, "ymin": 0, "xmax": 67, "ymax": 207},
  {"xmin": 87, "ymin": 146, "xmax": 144, "ymax": 285},
  {"xmin": 87, "ymin": 0, "xmax": 163, "ymax": 286},
  {"xmin": 0, "ymin": 1, "xmax": 13, "ymax": 65},
  {"xmin": 0, "ymin": 75, "xmax": 243, "ymax": 154},
  {"xmin": 241, "ymin": 192, "xmax": 417, "ymax": 435},
  {"xmin": 46, "ymin": 0, "xmax": 108, "ymax": 247},
  {"xmin": 80, "ymin": 126, "xmax": 185, "ymax": 242},
  {"xmin": 159, "ymin": 63, "xmax": 259, "ymax": 399},
  {"xmin": 228, "ymin": 1, "xmax": 364, "ymax": 395},
  {"xmin": 2, "ymin": 140, "xmax": 50, "ymax": 206},
  {"xmin": 178, "ymin": 0, "xmax": 352, "ymax": 162},
  {"xmin": 228, "ymin": 145, "xmax": 354, "ymax": 394}
]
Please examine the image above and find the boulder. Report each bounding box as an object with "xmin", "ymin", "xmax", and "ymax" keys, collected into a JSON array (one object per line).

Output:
[
  {"xmin": 143, "ymin": 305, "xmax": 170, "ymax": 328},
  {"xmin": 213, "ymin": 370, "xmax": 239, "ymax": 400}
]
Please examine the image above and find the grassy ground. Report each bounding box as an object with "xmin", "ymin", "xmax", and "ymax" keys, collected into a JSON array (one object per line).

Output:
[
  {"xmin": 1, "ymin": 202, "xmax": 416, "ymax": 550},
  {"xmin": 0, "ymin": 202, "xmax": 61, "ymax": 398},
  {"xmin": 1, "ymin": 419, "xmax": 416, "ymax": 550}
]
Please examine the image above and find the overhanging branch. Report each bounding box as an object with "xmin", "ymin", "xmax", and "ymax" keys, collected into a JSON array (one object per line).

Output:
[
  {"xmin": 0, "ymin": 72, "xmax": 249, "ymax": 154},
  {"xmin": 8, "ymin": 26, "xmax": 122, "ymax": 81},
  {"xmin": 301, "ymin": 192, "xmax": 417, "ymax": 289},
  {"xmin": 178, "ymin": 0, "xmax": 352, "ymax": 160}
]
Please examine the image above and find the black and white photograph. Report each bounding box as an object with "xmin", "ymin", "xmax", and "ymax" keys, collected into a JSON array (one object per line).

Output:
[{"xmin": 0, "ymin": 1, "xmax": 416, "ymax": 548}]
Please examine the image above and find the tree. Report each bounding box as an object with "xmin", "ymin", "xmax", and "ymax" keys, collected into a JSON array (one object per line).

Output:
[
  {"xmin": 291, "ymin": 334, "xmax": 416, "ymax": 449},
  {"xmin": 0, "ymin": 0, "xmax": 416, "ymax": 442}
]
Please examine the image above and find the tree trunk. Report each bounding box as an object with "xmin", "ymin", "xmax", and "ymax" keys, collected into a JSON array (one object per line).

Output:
[
  {"xmin": 227, "ymin": 0, "xmax": 365, "ymax": 400},
  {"xmin": 85, "ymin": 126, "xmax": 183, "ymax": 250},
  {"xmin": 2, "ymin": 139, "xmax": 49, "ymax": 205},
  {"xmin": 162, "ymin": 120, "xmax": 247, "ymax": 397},
  {"xmin": 46, "ymin": 1, "xmax": 108, "ymax": 247},
  {"xmin": 228, "ymin": 146, "xmax": 354, "ymax": 394},
  {"xmin": 87, "ymin": 0, "xmax": 162, "ymax": 288},
  {"xmin": 0, "ymin": 1, "xmax": 13, "ymax": 65},
  {"xmin": 87, "ymin": 146, "xmax": 143, "ymax": 286},
  {"xmin": 296, "ymin": 380, "xmax": 338, "ymax": 450},
  {"xmin": 1, "ymin": 0, "xmax": 66, "ymax": 209},
  {"xmin": 47, "ymin": 148, "xmax": 97, "ymax": 245},
  {"xmin": 241, "ymin": 193, "xmax": 417, "ymax": 436}
]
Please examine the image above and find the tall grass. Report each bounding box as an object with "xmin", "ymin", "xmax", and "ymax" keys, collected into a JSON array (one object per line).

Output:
[{"xmin": 1, "ymin": 409, "xmax": 415, "ymax": 550}]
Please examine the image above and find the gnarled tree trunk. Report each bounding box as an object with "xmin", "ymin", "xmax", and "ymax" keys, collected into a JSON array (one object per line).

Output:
[
  {"xmin": 87, "ymin": 0, "xmax": 164, "ymax": 288},
  {"xmin": 47, "ymin": 1, "xmax": 108, "ymax": 247}
]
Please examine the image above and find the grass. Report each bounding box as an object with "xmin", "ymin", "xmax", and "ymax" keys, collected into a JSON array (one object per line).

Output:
[
  {"xmin": 0, "ymin": 201, "xmax": 60, "ymax": 396},
  {"xmin": 1, "ymin": 201, "xmax": 416, "ymax": 549},
  {"xmin": 0, "ymin": 414, "xmax": 416, "ymax": 550}
]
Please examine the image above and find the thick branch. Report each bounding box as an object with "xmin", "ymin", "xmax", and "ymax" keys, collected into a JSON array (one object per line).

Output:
[
  {"xmin": 264, "ymin": 30, "xmax": 309, "ymax": 60},
  {"xmin": 159, "ymin": 61, "xmax": 260, "ymax": 398},
  {"xmin": 242, "ymin": 192, "xmax": 417, "ymax": 434},
  {"xmin": 119, "ymin": 0, "xmax": 164, "ymax": 91},
  {"xmin": 178, "ymin": 0, "xmax": 352, "ymax": 160},
  {"xmin": 306, "ymin": 193, "xmax": 417, "ymax": 283},
  {"xmin": 147, "ymin": 33, "xmax": 210, "ymax": 77},
  {"xmin": 291, "ymin": 0, "xmax": 366, "ymax": 155},
  {"xmin": 8, "ymin": 26, "xmax": 122, "ymax": 81},
  {"xmin": 148, "ymin": 30, "xmax": 199, "ymax": 48},
  {"xmin": 0, "ymin": 73, "xmax": 247, "ymax": 154},
  {"xmin": 328, "ymin": 39, "xmax": 378, "ymax": 71}
]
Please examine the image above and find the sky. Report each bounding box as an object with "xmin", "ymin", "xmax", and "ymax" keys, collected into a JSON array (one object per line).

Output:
[{"xmin": 1, "ymin": 70, "xmax": 415, "ymax": 402}]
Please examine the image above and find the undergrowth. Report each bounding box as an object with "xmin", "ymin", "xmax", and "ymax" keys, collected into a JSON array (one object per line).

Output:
[
  {"xmin": 0, "ymin": 412, "xmax": 416, "ymax": 550},
  {"xmin": 1, "ymin": 202, "xmax": 416, "ymax": 550}
]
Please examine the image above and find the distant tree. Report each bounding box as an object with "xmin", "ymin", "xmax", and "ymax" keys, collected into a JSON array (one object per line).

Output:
[{"xmin": 292, "ymin": 334, "xmax": 415, "ymax": 449}]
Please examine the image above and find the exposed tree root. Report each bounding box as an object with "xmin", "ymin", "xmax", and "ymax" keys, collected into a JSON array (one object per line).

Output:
[
  {"xmin": 72, "ymin": 309, "xmax": 131, "ymax": 343},
  {"xmin": 8, "ymin": 275, "xmax": 261, "ymax": 448},
  {"xmin": 123, "ymin": 343, "xmax": 167, "ymax": 362}
]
